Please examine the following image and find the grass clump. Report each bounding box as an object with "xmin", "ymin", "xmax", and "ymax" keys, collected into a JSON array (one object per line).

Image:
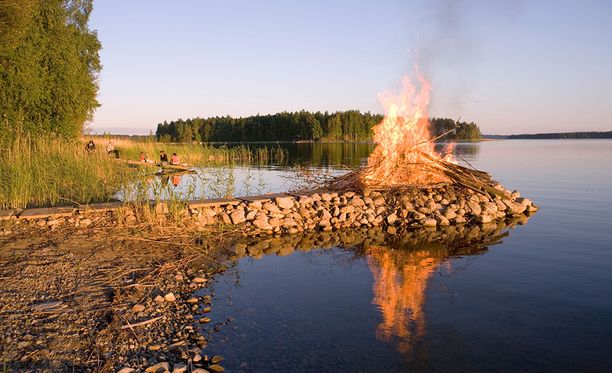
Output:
[{"xmin": 0, "ymin": 135, "xmax": 132, "ymax": 209}]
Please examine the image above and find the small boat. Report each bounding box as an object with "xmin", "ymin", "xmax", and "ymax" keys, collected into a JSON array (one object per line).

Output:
[
  {"xmin": 155, "ymin": 168, "xmax": 196, "ymax": 176},
  {"xmin": 114, "ymin": 158, "xmax": 195, "ymax": 173},
  {"xmin": 158, "ymin": 163, "xmax": 192, "ymax": 172}
]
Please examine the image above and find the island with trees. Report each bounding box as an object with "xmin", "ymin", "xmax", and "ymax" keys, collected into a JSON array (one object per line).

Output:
[{"xmin": 154, "ymin": 112, "xmax": 482, "ymax": 143}]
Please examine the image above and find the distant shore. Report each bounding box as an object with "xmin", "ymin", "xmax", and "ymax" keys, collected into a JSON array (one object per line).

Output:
[{"xmin": 484, "ymin": 131, "xmax": 612, "ymax": 140}]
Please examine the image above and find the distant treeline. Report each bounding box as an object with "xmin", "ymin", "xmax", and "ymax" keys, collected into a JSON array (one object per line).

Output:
[
  {"xmin": 155, "ymin": 111, "xmax": 481, "ymax": 143},
  {"xmin": 507, "ymin": 131, "xmax": 612, "ymax": 139}
]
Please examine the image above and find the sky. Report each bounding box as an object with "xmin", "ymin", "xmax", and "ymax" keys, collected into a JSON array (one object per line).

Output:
[{"xmin": 89, "ymin": 0, "xmax": 612, "ymax": 135}]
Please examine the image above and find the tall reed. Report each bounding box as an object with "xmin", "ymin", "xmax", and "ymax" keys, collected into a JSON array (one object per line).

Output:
[
  {"xmin": 0, "ymin": 136, "xmax": 132, "ymax": 209},
  {"xmin": 0, "ymin": 136, "xmax": 290, "ymax": 210},
  {"xmin": 93, "ymin": 137, "xmax": 288, "ymax": 166}
]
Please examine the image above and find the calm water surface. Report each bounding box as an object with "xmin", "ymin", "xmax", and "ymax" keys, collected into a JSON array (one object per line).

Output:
[{"xmin": 196, "ymin": 140, "xmax": 612, "ymax": 372}]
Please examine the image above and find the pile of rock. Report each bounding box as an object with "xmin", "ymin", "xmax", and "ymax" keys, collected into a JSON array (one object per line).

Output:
[
  {"xmin": 1, "ymin": 183, "xmax": 537, "ymax": 237},
  {"xmin": 190, "ymin": 185, "xmax": 538, "ymax": 235}
]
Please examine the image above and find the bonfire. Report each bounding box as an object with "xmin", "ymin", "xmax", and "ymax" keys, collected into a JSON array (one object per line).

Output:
[{"xmin": 326, "ymin": 69, "xmax": 506, "ymax": 199}]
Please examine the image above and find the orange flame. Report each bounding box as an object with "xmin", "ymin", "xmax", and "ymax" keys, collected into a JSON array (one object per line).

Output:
[
  {"xmin": 364, "ymin": 68, "xmax": 453, "ymax": 186},
  {"xmin": 443, "ymin": 141, "xmax": 457, "ymax": 164}
]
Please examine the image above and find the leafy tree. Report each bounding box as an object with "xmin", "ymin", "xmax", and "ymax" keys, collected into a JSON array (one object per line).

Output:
[
  {"xmin": 430, "ymin": 118, "xmax": 481, "ymax": 141},
  {"xmin": 0, "ymin": 0, "xmax": 101, "ymax": 139}
]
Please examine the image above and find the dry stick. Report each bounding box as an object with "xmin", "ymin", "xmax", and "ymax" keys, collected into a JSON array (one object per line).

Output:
[
  {"xmin": 455, "ymin": 154, "xmax": 479, "ymax": 172},
  {"xmin": 120, "ymin": 315, "xmax": 142, "ymax": 346},
  {"xmin": 416, "ymin": 152, "xmax": 505, "ymax": 198},
  {"xmin": 121, "ymin": 315, "xmax": 163, "ymax": 329},
  {"xmin": 409, "ymin": 115, "xmax": 462, "ymax": 151}
]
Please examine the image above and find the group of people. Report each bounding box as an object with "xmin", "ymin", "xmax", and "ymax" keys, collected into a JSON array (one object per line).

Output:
[
  {"xmin": 85, "ymin": 139, "xmax": 181, "ymax": 166},
  {"xmin": 139, "ymin": 152, "xmax": 155, "ymax": 164},
  {"xmin": 84, "ymin": 139, "xmax": 184, "ymax": 188},
  {"xmin": 139, "ymin": 150, "xmax": 180, "ymax": 165},
  {"xmin": 84, "ymin": 139, "xmax": 119, "ymax": 158},
  {"xmin": 158, "ymin": 150, "xmax": 181, "ymax": 165}
]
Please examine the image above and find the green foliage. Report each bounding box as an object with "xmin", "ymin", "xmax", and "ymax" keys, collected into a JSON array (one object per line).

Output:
[
  {"xmin": 429, "ymin": 118, "xmax": 482, "ymax": 141},
  {"xmin": 0, "ymin": 0, "xmax": 101, "ymax": 140},
  {"xmin": 326, "ymin": 114, "xmax": 343, "ymax": 140},
  {"xmin": 156, "ymin": 111, "xmax": 482, "ymax": 143},
  {"xmin": 156, "ymin": 110, "xmax": 384, "ymax": 143}
]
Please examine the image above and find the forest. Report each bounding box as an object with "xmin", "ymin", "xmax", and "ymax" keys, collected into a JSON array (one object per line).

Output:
[{"xmin": 155, "ymin": 111, "xmax": 482, "ymax": 143}]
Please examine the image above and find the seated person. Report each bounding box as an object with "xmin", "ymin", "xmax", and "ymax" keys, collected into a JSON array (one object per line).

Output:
[
  {"xmin": 170, "ymin": 153, "xmax": 180, "ymax": 165},
  {"xmin": 106, "ymin": 140, "xmax": 119, "ymax": 158},
  {"xmin": 159, "ymin": 150, "xmax": 168, "ymax": 164},
  {"xmin": 85, "ymin": 139, "xmax": 96, "ymax": 154}
]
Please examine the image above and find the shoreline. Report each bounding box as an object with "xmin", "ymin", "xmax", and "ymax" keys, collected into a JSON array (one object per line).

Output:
[
  {"xmin": 2, "ymin": 182, "xmax": 538, "ymax": 238},
  {"xmin": 0, "ymin": 185, "xmax": 536, "ymax": 371}
]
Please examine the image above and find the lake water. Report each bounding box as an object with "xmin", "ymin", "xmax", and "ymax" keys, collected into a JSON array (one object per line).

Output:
[{"xmin": 195, "ymin": 140, "xmax": 612, "ymax": 372}]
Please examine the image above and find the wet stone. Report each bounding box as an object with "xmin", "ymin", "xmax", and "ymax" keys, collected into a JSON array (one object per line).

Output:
[
  {"xmin": 173, "ymin": 363, "xmax": 188, "ymax": 373},
  {"xmin": 208, "ymin": 364, "xmax": 225, "ymax": 372}
]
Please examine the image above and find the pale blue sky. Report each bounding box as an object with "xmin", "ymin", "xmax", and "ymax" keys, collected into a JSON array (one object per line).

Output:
[{"xmin": 89, "ymin": 0, "xmax": 612, "ymax": 135}]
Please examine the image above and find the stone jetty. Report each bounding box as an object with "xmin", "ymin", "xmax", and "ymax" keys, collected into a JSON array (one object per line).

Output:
[{"xmin": 0, "ymin": 183, "xmax": 538, "ymax": 236}]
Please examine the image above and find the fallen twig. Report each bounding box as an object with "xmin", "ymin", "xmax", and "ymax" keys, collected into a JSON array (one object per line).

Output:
[{"xmin": 121, "ymin": 315, "xmax": 163, "ymax": 329}]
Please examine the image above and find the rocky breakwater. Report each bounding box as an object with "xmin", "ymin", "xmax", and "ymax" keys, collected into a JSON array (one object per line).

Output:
[
  {"xmin": 190, "ymin": 184, "xmax": 538, "ymax": 235},
  {"xmin": 0, "ymin": 183, "xmax": 537, "ymax": 236}
]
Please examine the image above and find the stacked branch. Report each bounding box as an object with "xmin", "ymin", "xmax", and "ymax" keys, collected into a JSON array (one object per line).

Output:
[{"xmin": 322, "ymin": 149, "xmax": 506, "ymax": 200}]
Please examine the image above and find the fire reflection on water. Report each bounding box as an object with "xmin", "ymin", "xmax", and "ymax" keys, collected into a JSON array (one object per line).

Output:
[
  {"xmin": 363, "ymin": 227, "xmax": 507, "ymax": 354},
  {"xmin": 221, "ymin": 216, "xmax": 532, "ymax": 357},
  {"xmin": 367, "ymin": 247, "xmax": 443, "ymax": 353}
]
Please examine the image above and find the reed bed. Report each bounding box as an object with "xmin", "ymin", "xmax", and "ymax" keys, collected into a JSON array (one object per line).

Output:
[
  {"xmin": 0, "ymin": 136, "xmax": 133, "ymax": 209},
  {"xmin": 1, "ymin": 136, "xmax": 289, "ymax": 209},
  {"xmin": 95, "ymin": 137, "xmax": 288, "ymax": 166}
]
